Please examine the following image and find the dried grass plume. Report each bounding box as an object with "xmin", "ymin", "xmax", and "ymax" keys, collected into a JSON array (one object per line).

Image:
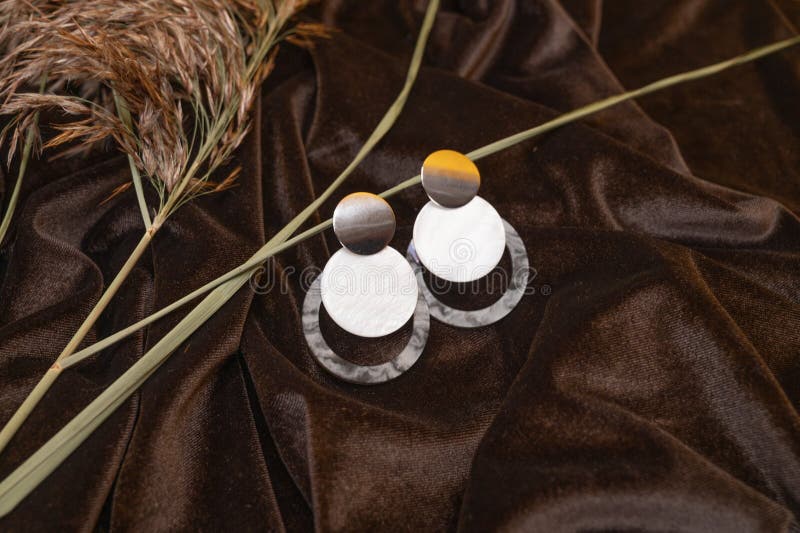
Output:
[{"xmin": 0, "ymin": 0, "xmax": 324, "ymax": 215}]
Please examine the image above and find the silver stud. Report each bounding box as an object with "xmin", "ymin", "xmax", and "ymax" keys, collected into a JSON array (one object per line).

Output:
[{"xmin": 333, "ymin": 192, "xmax": 396, "ymax": 255}]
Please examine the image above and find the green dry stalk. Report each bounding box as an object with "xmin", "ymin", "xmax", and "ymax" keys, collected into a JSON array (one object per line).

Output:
[
  {"xmin": 0, "ymin": 120, "xmax": 36, "ymax": 246},
  {"xmin": 0, "ymin": 75, "xmax": 46, "ymax": 246},
  {"xmin": 1, "ymin": 19, "xmax": 798, "ymax": 519},
  {"xmin": 112, "ymin": 91, "xmax": 152, "ymax": 229}
]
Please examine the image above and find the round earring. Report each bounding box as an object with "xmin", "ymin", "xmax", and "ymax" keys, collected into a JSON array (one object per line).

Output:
[
  {"xmin": 406, "ymin": 150, "xmax": 529, "ymax": 328},
  {"xmin": 303, "ymin": 192, "xmax": 429, "ymax": 384}
]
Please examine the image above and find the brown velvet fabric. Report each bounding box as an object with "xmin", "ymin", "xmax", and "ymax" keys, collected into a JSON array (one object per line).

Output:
[{"xmin": 1, "ymin": 0, "xmax": 800, "ymax": 530}]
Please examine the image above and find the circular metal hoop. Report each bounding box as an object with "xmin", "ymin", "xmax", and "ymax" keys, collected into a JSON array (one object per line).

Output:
[
  {"xmin": 302, "ymin": 276, "xmax": 430, "ymax": 385},
  {"xmin": 407, "ymin": 219, "xmax": 529, "ymax": 328}
]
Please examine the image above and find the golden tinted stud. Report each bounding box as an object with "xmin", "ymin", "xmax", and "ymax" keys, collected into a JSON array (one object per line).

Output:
[{"xmin": 421, "ymin": 149, "xmax": 481, "ymax": 208}]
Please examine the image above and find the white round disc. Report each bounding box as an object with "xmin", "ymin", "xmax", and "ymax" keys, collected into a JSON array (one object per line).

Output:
[
  {"xmin": 320, "ymin": 246, "xmax": 418, "ymax": 338},
  {"xmin": 412, "ymin": 196, "xmax": 506, "ymax": 283}
]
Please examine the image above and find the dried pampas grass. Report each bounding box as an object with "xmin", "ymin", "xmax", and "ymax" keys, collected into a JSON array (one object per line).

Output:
[
  {"xmin": 1, "ymin": 0, "xmax": 322, "ymax": 209},
  {"xmin": 0, "ymin": 0, "xmax": 322, "ymax": 455}
]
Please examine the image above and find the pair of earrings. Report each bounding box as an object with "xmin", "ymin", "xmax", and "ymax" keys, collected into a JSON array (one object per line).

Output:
[{"xmin": 302, "ymin": 150, "xmax": 529, "ymax": 385}]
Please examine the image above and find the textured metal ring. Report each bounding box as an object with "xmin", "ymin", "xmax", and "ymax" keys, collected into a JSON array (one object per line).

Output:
[
  {"xmin": 302, "ymin": 276, "xmax": 430, "ymax": 385},
  {"xmin": 407, "ymin": 219, "xmax": 529, "ymax": 328}
]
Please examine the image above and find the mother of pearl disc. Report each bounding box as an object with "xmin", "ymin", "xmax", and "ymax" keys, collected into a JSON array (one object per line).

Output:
[
  {"xmin": 320, "ymin": 246, "xmax": 419, "ymax": 338},
  {"xmin": 412, "ymin": 196, "xmax": 506, "ymax": 283}
]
